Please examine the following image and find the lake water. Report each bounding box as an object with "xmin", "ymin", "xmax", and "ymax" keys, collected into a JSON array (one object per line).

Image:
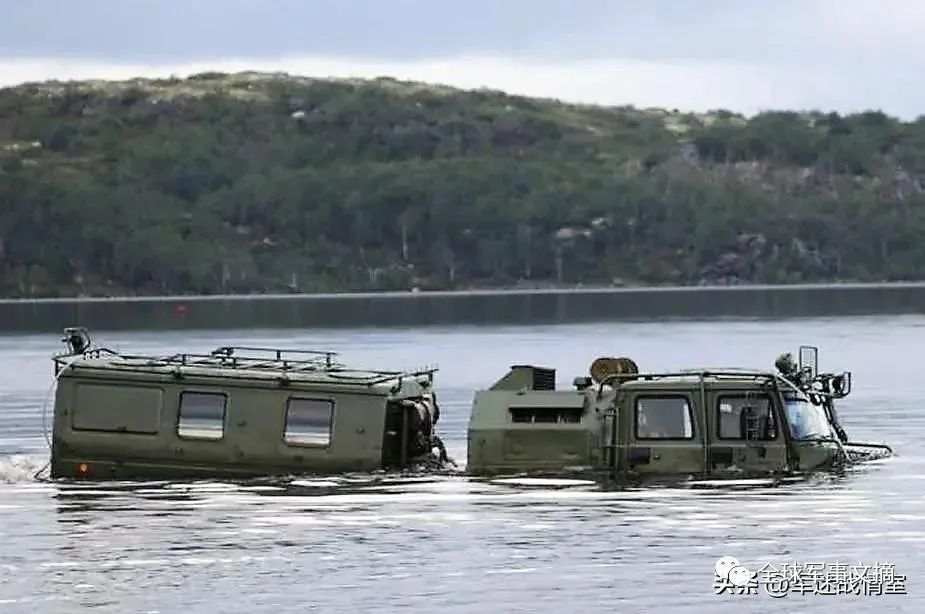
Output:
[{"xmin": 0, "ymin": 316, "xmax": 922, "ymax": 612}]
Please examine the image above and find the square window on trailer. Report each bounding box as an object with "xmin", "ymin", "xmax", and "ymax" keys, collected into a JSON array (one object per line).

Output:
[
  {"xmin": 285, "ymin": 398, "xmax": 334, "ymax": 447},
  {"xmin": 635, "ymin": 396, "xmax": 694, "ymax": 440},
  {"xmin": 177, "ymin": 392, "xmax": 226, "ymax": 440},
  {"xmin": 72, "ymin": 383, "xmax": 163, "ymax": 434}
]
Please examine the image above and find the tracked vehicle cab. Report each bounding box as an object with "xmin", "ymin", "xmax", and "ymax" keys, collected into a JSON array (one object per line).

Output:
[{"xmin": 467, "ymin": 347, "xmax": 891, "ymax": 478}]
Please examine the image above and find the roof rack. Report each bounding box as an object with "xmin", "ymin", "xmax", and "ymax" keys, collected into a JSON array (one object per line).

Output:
[
  {"xmin": 677, "ymin": 367, "xmax": 773, "ymax": 375},
  {"xmin": 174, "ymin": 345, "xmax": 339, "ymax": 371},
  {"xmin": 597, "ymin": 369, "xmax": 776, "ymax": 391},
  {"xmin": 55, "ymin": 344, "xmax": 437, "ymax": 387},
  {"xmin": 611, "ymin": 369, "xmax": 774, "ymax": 379}
]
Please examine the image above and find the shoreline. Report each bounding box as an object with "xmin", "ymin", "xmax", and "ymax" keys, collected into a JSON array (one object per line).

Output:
[
  {"xmin": 4, "ymin": 280, "xmax": 925, "ymax": 304},
  {"xmin": 2, "ymin": 282, "xmax": 924, "ymax": 333}
]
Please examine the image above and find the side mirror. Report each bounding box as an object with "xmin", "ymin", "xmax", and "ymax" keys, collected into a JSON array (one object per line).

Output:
[
  {"xmin": 799, "ymin": 346, "xmax": 818, "ymax": 379},
  {"xmin": 831, "ymin": 372, "xmax": 852, "ymax": 398}
]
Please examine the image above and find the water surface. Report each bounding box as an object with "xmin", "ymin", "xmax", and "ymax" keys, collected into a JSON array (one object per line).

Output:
[{"xmin": 0, "ymin": 317, "xmax": 922, "ymax": 612}]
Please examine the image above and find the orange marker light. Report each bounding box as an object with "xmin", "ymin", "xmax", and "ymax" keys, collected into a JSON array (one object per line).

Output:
[{"xmin": 77, "ymin": 463, "xmax": 89, "ymax": 474}]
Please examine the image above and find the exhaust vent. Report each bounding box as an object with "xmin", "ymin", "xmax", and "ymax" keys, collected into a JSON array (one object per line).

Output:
[
  {"xmin": 531, "ymin": 367, "xmax": 556, "ymax": 391},
  {"xmin": 489, "ymin": 365, "xmax": 556, "ymax": 391}
]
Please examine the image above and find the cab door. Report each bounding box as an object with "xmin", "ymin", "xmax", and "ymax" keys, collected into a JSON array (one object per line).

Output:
[
  {"xmin": 622, "ymin": 391, "xmax": 705, "ymax": 476},
  {"xmin": 707, "ymin": 391, "xmax": 788, "ymax": 475}
]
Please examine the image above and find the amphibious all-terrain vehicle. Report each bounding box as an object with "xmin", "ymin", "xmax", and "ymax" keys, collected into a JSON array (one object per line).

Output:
[
  {"xmin": 48, "ymin": 328, "xmax": 889, "ymax": 481},
  {"xmin": 467, "ymin": 348, "xmax": 892, "ymax": 478},
  {"xmin": 49, "ymin": 328, "xmax": 448, "ymax": 479}
]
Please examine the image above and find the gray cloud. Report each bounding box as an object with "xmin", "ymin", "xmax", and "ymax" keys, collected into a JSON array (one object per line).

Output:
[
  {"xmin": 1, "ymin": 0, "xmax": 838, "ymax": 62},
  {"xmin": 2, "ymin": 0, "xmax": 924, "ymax": 117}
]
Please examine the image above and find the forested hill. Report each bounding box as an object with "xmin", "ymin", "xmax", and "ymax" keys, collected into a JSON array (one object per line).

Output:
[{"xmin": 1, "ymin": 72, "xmax": 924, "ymax": 298}]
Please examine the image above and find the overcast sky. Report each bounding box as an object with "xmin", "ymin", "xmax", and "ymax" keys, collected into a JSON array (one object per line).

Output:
[{"xmin": 3, "ymin": 0, "xmax": 924, "ymax": 118}]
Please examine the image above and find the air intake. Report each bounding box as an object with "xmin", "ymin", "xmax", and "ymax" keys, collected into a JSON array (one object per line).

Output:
[
  {"xmin": 489, "ymin": 365, "xmax": 557, "ymax": 391},
  {"xmin": 531, "ymin": 367, "xmax": 556, "ymax": 391}
]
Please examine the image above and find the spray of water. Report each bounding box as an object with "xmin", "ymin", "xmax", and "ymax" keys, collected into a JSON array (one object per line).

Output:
[
  {"xmin": 0, "ymin": 454, "xmax": 48, "ymax": 484},
  {"xmin": 28, "ymin": 354, "xmax": 83, "ymax": 481}
]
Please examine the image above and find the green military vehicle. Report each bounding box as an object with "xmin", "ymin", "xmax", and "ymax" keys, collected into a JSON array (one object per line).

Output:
[
  {"xmin": 50, "ymin": 328, "xmax": 448, "ymax": 479},
  {"xmin": 49, "ymin": 328, "xmax": 889, "ymax": 481},
  {"xmin": 468, "ymin": 348, "xmax": 892, "ymax": 479}
]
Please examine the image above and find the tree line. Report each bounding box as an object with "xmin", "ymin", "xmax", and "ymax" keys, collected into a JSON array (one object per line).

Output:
[{"xmin": 1, "ymin": 72, "xmax": 923, "ymax": 297}]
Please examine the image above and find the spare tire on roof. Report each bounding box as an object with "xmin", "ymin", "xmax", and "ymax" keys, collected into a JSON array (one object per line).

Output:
[{"xmin": 589, "ymin": 356, "xmax": 639, "ymax": 384}]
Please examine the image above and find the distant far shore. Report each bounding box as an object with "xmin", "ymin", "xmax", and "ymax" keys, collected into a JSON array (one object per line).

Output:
[
  {"xmin": 4, "ymin": 74, "xmax": 925, "ymax": 307},
  {"xmin": 3, "ymin": 280, "xmax": 925, "ymax": 304},
  {"xmin": 2, "ymin": 282, "xmax": 924, "ymax": 333}
]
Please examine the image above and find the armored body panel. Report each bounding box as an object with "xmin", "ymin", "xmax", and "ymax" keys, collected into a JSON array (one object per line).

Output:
[
  {"xmin": 469, "ymin": 365, "xmax": 607, "ymax": 475},
  {"xmin": 468, "ymin": 353, "xmax": 891, "ymax": 479}
]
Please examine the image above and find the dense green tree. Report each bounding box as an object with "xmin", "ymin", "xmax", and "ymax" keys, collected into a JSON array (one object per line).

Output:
[{"xmin": 0, "ymin": 72, "xmax": 923, "ymax": 297}]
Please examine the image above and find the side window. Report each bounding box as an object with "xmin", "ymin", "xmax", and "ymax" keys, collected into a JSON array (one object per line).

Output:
[
  {"xmin": 73, "ymin": 384, "xmax": 163, "ymax": 434},
  {"xmin": 285, "ymin": 398, "xmax": 334, "ymax": 447},
  {"xmin": 635, "ymin": 396, "xmax": 694, "ymax": 439},
  {"xmin": 717, "ymin": 395, "xmax": 776, "ymax": 440},
  {"xmin": 177, "ymin": 392, "xmax": 226, "ymax": 440}
]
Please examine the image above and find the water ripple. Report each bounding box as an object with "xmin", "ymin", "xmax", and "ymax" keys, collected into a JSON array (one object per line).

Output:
[{"xmin": 1, "ymin": 318, "xmax": 923, "ymax": 612}]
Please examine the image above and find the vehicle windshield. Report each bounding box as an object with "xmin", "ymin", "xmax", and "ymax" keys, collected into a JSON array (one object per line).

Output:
[{"xmin": 783, "ymin": 394, "xmax": 833, "ymax": 440}]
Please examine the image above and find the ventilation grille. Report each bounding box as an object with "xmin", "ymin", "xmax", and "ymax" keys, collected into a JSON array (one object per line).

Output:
[{"xmin": 532, "ymin": 367, "xmax": 556, "ymax": 391}]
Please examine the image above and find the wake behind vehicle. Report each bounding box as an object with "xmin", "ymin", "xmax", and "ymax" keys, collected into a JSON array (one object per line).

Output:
[{"xmin": 467, "ymin": 347, "xmax": 892, "ymax": 478}]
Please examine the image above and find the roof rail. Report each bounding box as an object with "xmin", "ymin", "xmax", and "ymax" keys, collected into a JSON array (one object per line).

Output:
[
  {"xmin": 54, "ymin": 345, "xmax": 437, "ymax": 387},
  {"xmin": 598, "ymin": 369, "xmax": 775, "ymax": 391}
]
